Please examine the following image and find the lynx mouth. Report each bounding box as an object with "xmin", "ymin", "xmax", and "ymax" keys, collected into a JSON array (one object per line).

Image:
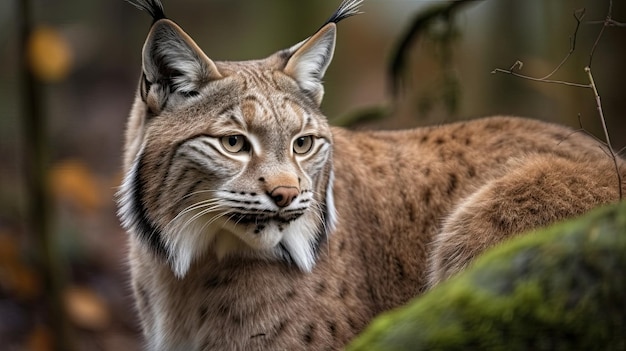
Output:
[{"xmin": 229, "ymin": 209, "xmax": 306, "ymax": 226}]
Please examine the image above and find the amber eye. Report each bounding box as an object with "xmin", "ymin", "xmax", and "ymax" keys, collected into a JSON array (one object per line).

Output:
[
  {"xmin": 293, "ymin": 136, "xmax": 314, "ymax": 155},
  {"xmin": 220, "ymin": 135, "xmax": 248, "ymax": 153}
]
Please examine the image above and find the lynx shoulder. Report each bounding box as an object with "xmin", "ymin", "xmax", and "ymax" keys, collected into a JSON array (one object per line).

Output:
[{"xmin": 117, "ymin": 0, "xmax": 625, "ymax": 349}]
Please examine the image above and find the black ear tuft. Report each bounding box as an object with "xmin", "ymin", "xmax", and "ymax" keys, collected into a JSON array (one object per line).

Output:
[
  {"xmin": 126, "ymin": 0, "xmax": 166, "ymax": 22},
  {"xmin": 323, "ymin": 0, "xmax": 364, "ymax": 27}
]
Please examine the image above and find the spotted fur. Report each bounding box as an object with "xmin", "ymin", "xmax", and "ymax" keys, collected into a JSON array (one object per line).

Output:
[{"xmin": 118, "ymin": 1, "xmax": 625, "ymax": 350}]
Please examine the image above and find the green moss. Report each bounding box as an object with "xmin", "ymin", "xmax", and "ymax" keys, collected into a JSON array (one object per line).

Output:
[{"xmin": 348, "ymin": 202, "xmax": 626, "ymax": 351}]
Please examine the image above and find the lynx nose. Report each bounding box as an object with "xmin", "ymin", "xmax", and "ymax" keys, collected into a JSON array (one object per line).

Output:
[{"xmin": 269, "ymin": 186, "xmax": 299, "ymax": 207}]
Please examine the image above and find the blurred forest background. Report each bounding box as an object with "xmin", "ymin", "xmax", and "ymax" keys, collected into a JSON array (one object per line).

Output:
[{"xmin": 1, "ymin": 0, "xmax": 625, "ymax": 350}]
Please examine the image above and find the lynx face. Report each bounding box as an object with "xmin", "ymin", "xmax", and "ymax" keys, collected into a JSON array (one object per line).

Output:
[{"xmin": 117, "ymin": 1, "xmax": 360, "ymax": 277}]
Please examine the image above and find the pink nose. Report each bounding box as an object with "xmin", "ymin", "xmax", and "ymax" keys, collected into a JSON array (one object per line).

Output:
[{"xmin": 269, "ymin": 186, "xmax": 299, "ymax": 207}]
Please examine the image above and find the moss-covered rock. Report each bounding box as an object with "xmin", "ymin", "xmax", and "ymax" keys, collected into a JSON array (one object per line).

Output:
[{"xmin": 348, "ymin": 202, "xmax": 626, "ymax": 351}]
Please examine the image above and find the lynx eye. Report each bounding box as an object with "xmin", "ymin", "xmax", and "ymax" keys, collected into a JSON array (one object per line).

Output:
[
  {"xmin": 293, "ymin": 136, "xmax": 314, "ymax": 155},
  {"xmin": 220, "ymin": 135, "xmax": 248, "ymax": 153}
]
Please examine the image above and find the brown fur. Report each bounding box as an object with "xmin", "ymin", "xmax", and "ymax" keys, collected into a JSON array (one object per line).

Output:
[{"xmin": 119, "ymin": 1, "xmax": 625, "ymax": 350}]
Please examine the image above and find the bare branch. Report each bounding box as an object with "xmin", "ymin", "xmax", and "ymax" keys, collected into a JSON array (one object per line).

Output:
[
  {"xmin": 490, "ymin": 68, "xmax": 590, "ymax": 88},
  {"xmin": 588, "ymin": 0, "xmax": 618, "ymax": 67},
  {"xmin": 537, "ymin": 8, "xmax": 584, "ymax": 80},
  {"xmin": 492, "ymin": 1, "xmax": 623, "ymax": 199},
  {"xmin": 491, "ymin": 8, "xmax": 590, "ymax": 89},
  {"xmin": 584, "ymin": 66, "xmax": 623, "ymax": 199},
  {"xmin": 587, "ymin": 19, "xmax": 626, "ymax": 27},
  {"xmin": 557, "ymin": 114, "xmax": 609, "ymax": 149}
]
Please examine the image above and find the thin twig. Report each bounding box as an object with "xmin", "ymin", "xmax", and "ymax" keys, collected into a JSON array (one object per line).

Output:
[
  {"xmin": 587, "ymin": 19, "xmax": 626, "ymax": 27},
  {"xmin": 491, "ymin": 8, "xmax": 590, "ymax": 88},
  {"xmin": 492, "ymin": 1, "xmax": 623, "ymax": 199},
  {"xmin": 584, "ymin": 0, "xmax": 623, "ymax": 199},
  {"xmin": 585, "ymin": 66, "xmax": 623, "ymax": 199},
  {"xmin": 588, "ymin": 0, "xmax": 612, "ymax": 68},
  {"xmin": 557, "ymin": 114, "xmax": 609, "ymax": 152},
  {"xmin": 538, "ymin": 8, "xmax": 584, "ymax": 80},
  {"xmin": 490, "ymin": 68, "xmax": 590, "ymax": 88}
]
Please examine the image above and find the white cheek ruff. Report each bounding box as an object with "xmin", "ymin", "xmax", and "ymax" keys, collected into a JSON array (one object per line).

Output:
[
  {"xmin": 117, "ymin": 147, "xmax": 168, "ymax": 258},
  {"xmin": 165, "ymin": 209, "xmax": 224, "ymax": 278},
  {"xmin": 277, "ymin": 216, "xmax": 320, "ymax": 272},
  {"xmin": 117, "ymin": 156, "xmax": 139, "ymax": 233},
  {"xmin": 118, "ymin": 154, "xmax": 222, "ymax": 278},
  {"xmin": 325, "ymin": 169, "xmax": 338, "ymax": 233}
]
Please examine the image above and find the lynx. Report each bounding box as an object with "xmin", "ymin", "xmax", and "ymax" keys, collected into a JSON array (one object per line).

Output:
[{"xmin": 117, "ymin": 0, "xmax": 625, "ymax": 349}]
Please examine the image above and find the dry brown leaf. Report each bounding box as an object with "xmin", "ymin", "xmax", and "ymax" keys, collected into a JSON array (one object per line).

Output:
[
  {"xmin": 49, "ymin": 159, "xmax": 103, "ymax": 213},
  {"xmin": 64, "ymin": 285, "xmax": 111, "ymax": 330},
  {"xmin": 0, "ymin": 232, "xmax": 42, "ymax": 300},
  {"xmin": 26, "ymin": 324, "xmax": 53, "ymax": 351},
  {"xmin": 27, "ymin": 26, "xmax": 73, "ymax": 82}
]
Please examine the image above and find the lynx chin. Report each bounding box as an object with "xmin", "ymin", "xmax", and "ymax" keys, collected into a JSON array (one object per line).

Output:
[{"xmin": 117, "ymin": 0, "xmax": 625, "ymax": 349}]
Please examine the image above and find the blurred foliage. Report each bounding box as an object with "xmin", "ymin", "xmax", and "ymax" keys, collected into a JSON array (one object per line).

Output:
[
  {"xmin": 389, "ymin": 0, "xmax": 474, "ymax": 101},
  {"xmin": 27, "ymin": 26, "xmax": 73, "ymax": 83},
  {"xmin": 63, "ymin": 285, "xmax": 110, "ymax": 331},
  {"xmin": 0, "ymin": 231, "xmax": 41, "ymax": 301},
  {"xmin": 50, "ymin": 160, "xmax": 104, "ymax": 214}
]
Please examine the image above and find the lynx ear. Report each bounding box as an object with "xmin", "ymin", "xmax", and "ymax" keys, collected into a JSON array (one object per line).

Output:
[
  {"xmin": 141, "ymin": 19, "xmax": 222, "ymax": 115},
  {"xmin": 283, "ymin": 23, "xmax": 336, "ymax": 106},
  {"xmin": 282, "ymin": 0, "xmax": 363, "ymax": 105}
]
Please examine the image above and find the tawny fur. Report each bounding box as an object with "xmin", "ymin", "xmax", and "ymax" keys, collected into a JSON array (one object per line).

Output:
[{"xmin": 119, "ymin": 1, "xmax": 625, "ymax": 350}]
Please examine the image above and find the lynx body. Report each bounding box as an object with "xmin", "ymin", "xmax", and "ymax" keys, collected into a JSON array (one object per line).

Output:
[{"xmin": 118, "ymin": 1, "xmax": 625, "ymax": 349}]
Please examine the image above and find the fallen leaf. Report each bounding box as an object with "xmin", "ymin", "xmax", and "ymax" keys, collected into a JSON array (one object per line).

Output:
[
  {"xmin": 27, "ymin": 26, "xmax": 73, "ymax": 82},
  {"xmin": 64, "ymin": 285, "xmax": 111, "ymax": 330},
  {"xmin": 49, "ymin": 159, "xmax": 102, "ymax": 214}
]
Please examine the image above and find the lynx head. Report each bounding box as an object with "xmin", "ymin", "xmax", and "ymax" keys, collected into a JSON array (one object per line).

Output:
[{"xmin": 118, "ymin": 0, "xmax": 362, "ymax": 277}]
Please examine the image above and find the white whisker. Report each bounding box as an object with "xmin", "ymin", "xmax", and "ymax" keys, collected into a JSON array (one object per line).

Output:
[
  {"xmin": 176, "ymin": 203, "xmax": 225, "ymax": 233},
  {"xmin": 198, "ymin": 209, "xmax": 233, "ymax": 234},
  {"xmin": 165, "ymin": 198, "xmax": 221, "ymax": 231}
]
